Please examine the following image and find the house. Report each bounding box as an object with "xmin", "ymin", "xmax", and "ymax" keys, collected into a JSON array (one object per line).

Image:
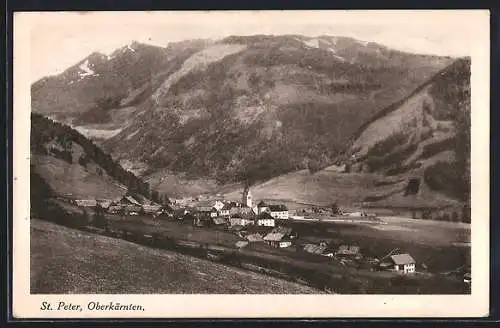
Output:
[
  {"xmin": 263, "ymin": 231, "xmax": 292, "ymax": 248},
  {"xmin": 214, "ymin": 200, "xmax": 225, "ymax": 211},
  {"xmin": 268, "ymin": 204, "xmax": 289, "ymax": 220},
  {"xmin": 257, "ymin": 200, "xmax": 269, "ymax": 214},
  {"xmin": 210, "ymin": 209, "xmax": 218, "ymax": 218},
  {"xmin": 229, "ymin": 214, "xmax": 255, "ymax": 227},
  {"xmin": 218, "ymin": 203, "xmax": 232, "ymax": 217},
  {"xmin": 389, "ymin": 253, "xmax": 416, "ymax": 274},
  {"xmin": 279, "ymin": 238, "xmax": 293, "ymax": 248},
  {"xmin": 336, "ymin": 245, "xmax": 362, "ymax": 259},
  {"xmin": 107, "ymin": 204, "xmax": 123, "ymax": 214},
  {"xmin": 256, "ymin": 212, "xmax": 276, "ymax": 227}
]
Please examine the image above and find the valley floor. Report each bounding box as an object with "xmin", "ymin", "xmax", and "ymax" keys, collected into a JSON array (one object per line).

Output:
[{"xmin": 31, "ymin": 203, "xmax": 470, "ymax": 294}]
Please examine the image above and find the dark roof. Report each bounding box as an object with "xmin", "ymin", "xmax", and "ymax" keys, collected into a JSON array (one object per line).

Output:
[
  {"xmin": 269, "ymin": 204, "xmax": 288, "ymax": 211},
  {"xmin": 257, "ymin": 212, "xmax": 274, "ymax": 220},
  {"xmin": 221, "ymin": 203, "xmax": 233, "ymax": 210},
  {"xmin": 257, "ymin": 200, "xmax": 267, "ymax": 207},
  {"xmin": 390, "ymin": 253, "xmax": 416, "ymax": 265},
  {"xmin": 230, "ymin": 213, "xmax": 255, "ymax": 220}
]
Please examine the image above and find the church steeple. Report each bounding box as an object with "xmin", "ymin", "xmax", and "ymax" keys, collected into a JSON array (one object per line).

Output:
[{"xmin": 242, "ymin": 184, "xmax": 252, "ymax": 208}]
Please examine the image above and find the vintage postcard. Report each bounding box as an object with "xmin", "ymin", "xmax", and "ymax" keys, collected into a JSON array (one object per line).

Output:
[{"xmin": 13, "ymin": 10, "xmax": 490, "ymax": 318}]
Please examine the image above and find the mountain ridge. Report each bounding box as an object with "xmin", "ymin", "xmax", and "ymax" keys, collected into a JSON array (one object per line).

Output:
[{"xmin": 31, "ymin": 34, "xmax": 456, "ymax": 186}]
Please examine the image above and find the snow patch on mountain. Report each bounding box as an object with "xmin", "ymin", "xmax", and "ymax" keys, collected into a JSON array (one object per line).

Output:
[
  {"xmin": 356, "ymin": 39, "xmax": 370, "ymax": 47},
  {"xmin": 78, "ymin": 60, "xmax": 95, "ymax": 79},
  {"xmin": 303, "ymin": 38, "xmax": 320, "ymax": 49},
  {"xmin": 127, "ymin": 42, "xmax": 136, "ymax": 52}
]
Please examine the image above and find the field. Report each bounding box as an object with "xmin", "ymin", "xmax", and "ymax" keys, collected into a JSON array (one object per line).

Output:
[
  {"xmin": 223, "ymin": 170, "xmax": 380, "ymax": 207},
  {"xmin": 290, "ymin": 217, "xmax": 470, "ymax": 274},
  {"xmin": 32, "ymin": 155, "xmax": 126, "ymax": 199},
  {"xmin": 30, "ymin": 219, "xmax": 321, "ymax": 294},
  {"xmin": 222, "ymin": 168, "xmax": 462, "ymax": 212}
]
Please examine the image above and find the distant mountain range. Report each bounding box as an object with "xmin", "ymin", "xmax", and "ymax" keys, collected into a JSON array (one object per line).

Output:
[{"xmin": 31, "ymin": 34, "xmax": 469, "ymax": 206}]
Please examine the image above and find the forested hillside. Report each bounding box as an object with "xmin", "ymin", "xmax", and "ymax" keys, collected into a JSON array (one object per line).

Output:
[{"xmin": 31, "ymin": 113, "xmax": 169, "ymax": 203}]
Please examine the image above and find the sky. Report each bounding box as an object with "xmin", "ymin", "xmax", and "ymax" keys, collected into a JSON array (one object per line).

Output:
[{"xmin": 22, "ymin": 10, "xmax": 488, "ymax": 82}]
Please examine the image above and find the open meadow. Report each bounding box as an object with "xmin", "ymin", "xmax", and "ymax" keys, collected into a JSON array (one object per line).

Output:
[{"xmin": 30, "ymin": 219, "xmax": 321, "ymax": 294}]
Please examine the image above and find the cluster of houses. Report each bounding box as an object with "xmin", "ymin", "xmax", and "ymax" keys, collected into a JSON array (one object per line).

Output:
[
  {"xmin": 175, "ymin": 187, "xmax": 291, "ymax": 229},
  {"xmin": 72, "ymin": 188, "xmax": 419, "ymax": 275},
  {"xmin": 73, "ymin": 194, "xmax": 165, "ymax": 216},
  {"xmin": 302, "ymin": 241, "xmax": 417, "ymax": 274}
]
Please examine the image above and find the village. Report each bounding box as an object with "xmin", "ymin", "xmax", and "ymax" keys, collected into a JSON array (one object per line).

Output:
[{"xmin": 68, "ymin": 185, "xmax": 432, "ymax": 279}]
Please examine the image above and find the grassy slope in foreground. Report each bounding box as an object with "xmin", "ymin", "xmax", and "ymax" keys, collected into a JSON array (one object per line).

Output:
[{"xmin": 30, "ymin": 219, "xmax": 319, "ymax": 294}]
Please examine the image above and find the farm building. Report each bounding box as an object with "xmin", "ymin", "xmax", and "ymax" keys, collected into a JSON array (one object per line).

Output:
[
  {"xmin": 263, "ymin": 231, "xmax": 293, "ymax": 248},
  {"xmin": 268, "ymin": 205, "xmax": 289, "ymax": 220},
  {"xmin": 389, "ymin": 253, "xmax": 416, "ymax": 274},
  {"xmin": 303, "ymin": 243, "xmax": 327, "ymax": 255},
  {"xmin": 336, "ymin": 245, "xmax": 362, "ymax": 259}
]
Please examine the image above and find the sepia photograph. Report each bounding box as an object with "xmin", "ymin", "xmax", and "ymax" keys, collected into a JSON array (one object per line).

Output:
[{"xmin": 12, "ymin": 10, "xmax": 490, "ymax": 318}]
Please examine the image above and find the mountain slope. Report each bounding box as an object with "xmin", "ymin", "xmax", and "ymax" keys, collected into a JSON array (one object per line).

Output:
[
  {"xmin": 32, "ymin": 35, "xmax": 454, "ymax": 184},
  {"xmin": 30, "ymin": 113, "xmax": 160, "ymax": 201},
  {"xmin": 343, "ymin": 57, "xmax": 471, "ymax": 206}
]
